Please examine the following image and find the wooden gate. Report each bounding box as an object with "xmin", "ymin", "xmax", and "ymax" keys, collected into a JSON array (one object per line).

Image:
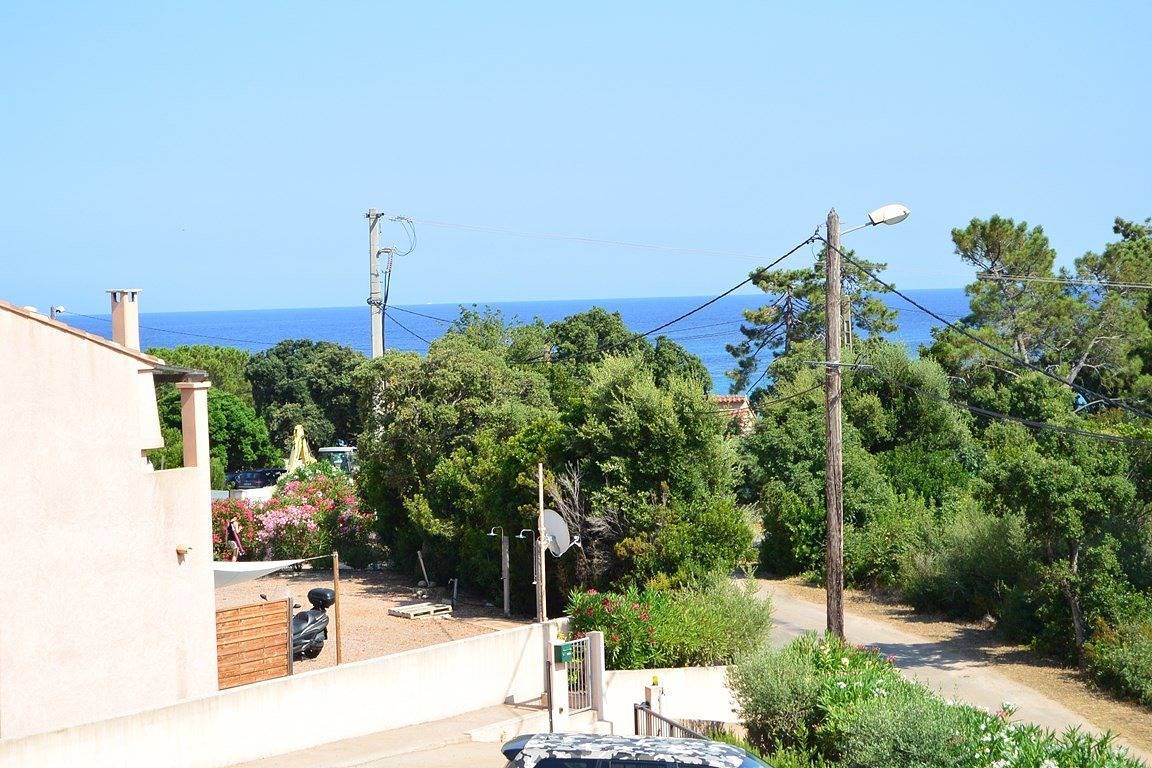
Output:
[{"xmin": 216, "ymin": 598, "xmax": 292, "ymax": 690}]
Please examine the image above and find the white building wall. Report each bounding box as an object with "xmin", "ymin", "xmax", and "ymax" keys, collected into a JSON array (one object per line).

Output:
[{"xmin": 0, "ymin": 304, "xmax": 217, "ymax": 739}]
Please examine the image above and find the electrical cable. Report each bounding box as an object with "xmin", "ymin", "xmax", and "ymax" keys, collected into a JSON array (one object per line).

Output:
[
  {"xmin": 389, "ymin": 305, "xmax": 456, "ymax": 324},
  {"xmin": 876, "ymin": 372, "xmax": 1152, "ymax": 446},
  {"xmin": 384, "ymin": 310, "xmax": 434, "ymax": 346},
  {"xmin": 518, "ymin": 232, "xmax": 819, "ymax": 365},
  {"xmin": 755, "ymin": 382, "xmax": 823, "ymax": 407},
  {"xmin": 408, "ymin": 216, "xmax": 788, "ymax": 263},
  {"xmin": 977, "ymin": 272, "xmax": 1152, "ymax": 291},
  {"xmin": 819, "ymin": 237, "xmax": 1152, "ymax": 421},
  {"xmin": 61, "ymin": 311, "xmax": 286, "ymax": 348}
]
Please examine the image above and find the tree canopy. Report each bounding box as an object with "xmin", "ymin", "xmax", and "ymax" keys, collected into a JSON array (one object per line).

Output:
[{"xmin": 247, "ymin": 339, "xmax": 366, "ymax": 449}]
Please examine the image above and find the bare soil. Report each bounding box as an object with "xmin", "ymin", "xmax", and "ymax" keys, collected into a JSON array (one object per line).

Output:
[
  {"xmin": 772, "ymin": 576, "xmax": 1152, "ymax": 754},
  {"xmin": 215, "ymin": 567, "xmax": 526, "ymax": 672}
]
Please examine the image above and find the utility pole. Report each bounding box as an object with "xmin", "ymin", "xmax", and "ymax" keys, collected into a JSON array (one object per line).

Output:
[
  {"xmin": 824, "ymin": 209, "xmax": 845, "ymax": 639},
  {"xmin": 535, "ymin": 462, "xmax": 548, "ymax": 623},
  {"xmin": 366, "ymin": 209, "xmax": 384, "ymax": 358}
]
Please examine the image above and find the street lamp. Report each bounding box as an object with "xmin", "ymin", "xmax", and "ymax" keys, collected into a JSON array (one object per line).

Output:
[
  {"xmin": 823, "ymin": 204, "xmax": 909, "ymax": 639},
  {"xmin": 840, "ymin": 203, "xmax": 911, "ymax": 236},
  {"xmin": 487, "ymin": 527, "xmax": 511, "ymax": 617}
]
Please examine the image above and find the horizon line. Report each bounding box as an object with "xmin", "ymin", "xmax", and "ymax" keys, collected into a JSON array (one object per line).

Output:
[{"xmin": 57, "ymin": 286, "xmax": 968, "ymax": 317}]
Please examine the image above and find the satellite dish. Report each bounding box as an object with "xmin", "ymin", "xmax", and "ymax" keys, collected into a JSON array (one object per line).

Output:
[{"xmin": 542, "ymin": 509, "xmax": 571, "ymax": 557}]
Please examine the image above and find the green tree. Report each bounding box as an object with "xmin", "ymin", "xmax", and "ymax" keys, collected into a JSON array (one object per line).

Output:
[
  {"xmin": 980, "ymin": 422, "xmax": 1140, "ymax": 657},
  {"xmin": 928, "ymin": 215, "xmax": 1152, "ymax": 403},
  {"xmin": 246, "ymin": 340, "xmax": 365, "ymax": 449},
  {"xmin": 153, "ymin": 388, "xmax": 280, "ymax": 473},
  {"xmin": 146, "ymin": 345, "xmax": 254, "ymax": 404},
  {"xmin": 727, "ymin": 248, "xmax": 896, "ymax": 394}
]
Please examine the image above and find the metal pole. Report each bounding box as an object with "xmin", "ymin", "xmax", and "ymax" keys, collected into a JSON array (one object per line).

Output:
[
  {"xmin": 366, "ymin": 209, "xmax": 383, "ymax": 358},
  {"xmin": 536, "ymin": 462, "xmax": 548, "ymax": 623},
  {"xmin": 332, "ymin": 551, "xmax": 344, "ymax": 664},
  {"xmin": 824, "ymin": 209, "xmax": 845, "ymax": 639},
  {"xmin": 501, "ymin": 534, "xmax": 511, "ymax": 618}
]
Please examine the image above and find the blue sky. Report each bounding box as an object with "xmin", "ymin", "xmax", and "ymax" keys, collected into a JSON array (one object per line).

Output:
[{"xmin": 2, "ymin": 1, "xmax": 1149, "ymax": 313}]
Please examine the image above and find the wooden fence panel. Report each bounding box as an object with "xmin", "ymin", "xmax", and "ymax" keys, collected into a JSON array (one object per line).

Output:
[{"xmin": 216, "ymin": 599, "xmax": 291, "ymax": 690}]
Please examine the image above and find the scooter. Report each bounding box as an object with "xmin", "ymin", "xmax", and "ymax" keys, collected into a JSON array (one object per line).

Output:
[{"xmin": 287, "ymin": 588, "xmax": 335, "ymax": 660}]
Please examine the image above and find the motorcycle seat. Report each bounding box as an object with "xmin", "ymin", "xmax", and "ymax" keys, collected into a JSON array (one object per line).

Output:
[{"xmin": 293, "ymin": 611, "xmax": 319, "ymax": 632}]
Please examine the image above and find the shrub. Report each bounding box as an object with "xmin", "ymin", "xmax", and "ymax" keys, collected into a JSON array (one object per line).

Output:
[
  {"xmin": 1086, "ymin": 619, "xmax": 1152, "ymax": 707},
  {"xmin": 251, "ymin": 463, "xmax": 380, "ymax": 565},
  {"xmin": 729, "ymin": 634, "xmax": 1146, "ymax": 768},
  {"xmin": 899, "ymin": 504, "xmax": 1026, "ymax": 619},
  {"xmin": 844, "ymin": 494, "xmax": 932, "ymax": 588},
  {"xmin": 566, "ymin": 577, "xmax": 771, "ymax": 670},
  {"xmin": 210, "ymin": 497, "xmax": 258, "ymax": 560}
]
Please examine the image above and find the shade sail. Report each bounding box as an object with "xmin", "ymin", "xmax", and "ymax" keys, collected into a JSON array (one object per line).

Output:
[{"xmin": 213, "ymin": 559, "xmax": 304, "ymax": 589}]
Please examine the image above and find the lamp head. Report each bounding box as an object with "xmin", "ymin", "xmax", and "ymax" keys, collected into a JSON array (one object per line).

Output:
[
  {"xmin": 487, "ymin": 526, "xmax": 502, "ymax": 537},
  {"xmin": 867, "ymin": 203, "xmax": 910, "ymax": 227},
  {"xmin": 516, "ymin": 529, "xmax": 534, "ymax": 540}
]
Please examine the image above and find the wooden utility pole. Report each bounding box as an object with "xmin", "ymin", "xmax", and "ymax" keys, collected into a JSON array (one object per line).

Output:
[
  {"xmin": 824, "ymin": 209, "xmax": 845, "ymax": 639},
  {"xmin": 366, "ymin": 209, "xmax": 384, "ymax": 358},
  {"xmin": 535, "ymin": 463, "xmax": 548, "ymax": 623}
]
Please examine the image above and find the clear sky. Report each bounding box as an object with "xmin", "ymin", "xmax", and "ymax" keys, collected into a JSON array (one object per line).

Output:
[{"xmin": 2, "ymin": 1, "xmax": 1149, "ymax": 313}]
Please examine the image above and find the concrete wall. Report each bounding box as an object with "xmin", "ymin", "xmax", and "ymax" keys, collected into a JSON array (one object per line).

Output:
[
  {"xmin": 602, "ymin": 666, "xmax": 735, "ymax": 736},
  {"xmin": 0, "ymin": 620, "xmax": 560, "ymax": 768},
  {"xmin": 0, "ymin": 305, "xmax": 217, "ymax": 739}
]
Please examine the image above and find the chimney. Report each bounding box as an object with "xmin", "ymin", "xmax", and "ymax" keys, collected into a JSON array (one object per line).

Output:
[{"xmin": 107, "ymin": 289, "xmax": 142, "ymax": 350}]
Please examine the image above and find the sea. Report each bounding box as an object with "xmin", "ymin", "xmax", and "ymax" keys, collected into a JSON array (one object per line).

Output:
[{"xmin": 66, "ymin": 289, "xmax": 970, "ymax": 393}]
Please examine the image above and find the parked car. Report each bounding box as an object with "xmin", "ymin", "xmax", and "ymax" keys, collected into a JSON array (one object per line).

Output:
[
  {"xmin": 500, "ymin": 733, "xmax": 769, "ymax": 767},
  {"xmin": 227, "ymin": 467, "xmax": 285, "ymax": 490}
]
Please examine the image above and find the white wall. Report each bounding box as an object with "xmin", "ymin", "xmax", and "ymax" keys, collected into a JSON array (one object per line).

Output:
[
  {"xmin": 602, "ymin": 666, "xmax": 736, "ymax": 736},
  {"xmin": 0, "ymin": 304, "xmax": 217, "ymax": 740},
  {"xmin": 0, "ymin": 620, "xmax": 562, "ymax": 768}
]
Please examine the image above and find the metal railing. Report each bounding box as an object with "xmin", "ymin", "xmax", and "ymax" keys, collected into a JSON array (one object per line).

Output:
[
  {"xmin": 567, "ymin": 637, "xmax": 592, "ymax": 713},
  {"xmin": 633, "ymin": 702, "xmax": 708, "ymax": 739}
]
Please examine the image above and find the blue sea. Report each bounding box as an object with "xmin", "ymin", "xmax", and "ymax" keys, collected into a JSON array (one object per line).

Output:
[{"xmin": 66, "ymin": 290, "xmax": 970, "ymax": 393}]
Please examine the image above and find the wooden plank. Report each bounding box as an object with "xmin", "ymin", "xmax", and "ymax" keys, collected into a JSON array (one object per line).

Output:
[
  {"xmin": 388, "ymin": 601, "xmax": 453, "ymax": 619},
  {"xmin": 217, "ymin": 645, "xmax": 291, "ymax": 666},
  {"xmin": 216, "ymin": 599, "xmax": 292, "ymax": 690}
]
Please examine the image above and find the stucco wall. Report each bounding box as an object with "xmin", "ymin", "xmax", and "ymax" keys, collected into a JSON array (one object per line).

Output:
[
  {"xmin": 0, "ymin": 620, "xmax": 558, "ymax": 768},
  {"xmin": 602, "ymin": 666, "xmax": 735, "ymax": 735},
  {"xmin": 0, "ymin": 308, "xmax": 217, "ymax": 739}
]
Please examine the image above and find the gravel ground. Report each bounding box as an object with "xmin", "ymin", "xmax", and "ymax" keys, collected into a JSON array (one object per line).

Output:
[
  {"xmin": 770, "ymin": 576, "xmax": 1152, "ymax": 756},
  {"xmin": 215, "ymin": 566, "xmax": 525, "ymax": 671}
]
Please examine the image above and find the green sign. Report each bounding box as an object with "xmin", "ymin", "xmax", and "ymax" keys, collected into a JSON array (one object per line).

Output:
[{"xmin": 553, "ymin": 642, "xmax": 574, "ymax": 663}]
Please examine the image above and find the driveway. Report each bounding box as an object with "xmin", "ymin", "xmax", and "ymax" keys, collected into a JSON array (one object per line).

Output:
[{"xmin": 759, "ymin": 579, "xmax": 1151, "ymax": 763}]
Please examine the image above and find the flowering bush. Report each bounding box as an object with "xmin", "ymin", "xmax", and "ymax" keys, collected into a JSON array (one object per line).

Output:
[
  {"xmin": 255, "ymin": 462, "xmax": 379, "ymax": 564},
  {"xmin": 210, "ymin": 497, "xmax": 258, "ymax": 560},
  {"xmin": 729, "ymin": 635, "xmax": 1145, "ymax": 768},
  {"xmin": 211, "ymin": 463, "xmax": 380, "ymax": 565},
  {"xmin": 566, "ymin": 577, "xmax": 772, "ymax": 670}
]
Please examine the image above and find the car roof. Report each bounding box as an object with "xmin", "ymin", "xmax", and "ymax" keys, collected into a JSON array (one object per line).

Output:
[{"xmin": 506, "ymin": 733, "xmax": 748, "ymax": 767}]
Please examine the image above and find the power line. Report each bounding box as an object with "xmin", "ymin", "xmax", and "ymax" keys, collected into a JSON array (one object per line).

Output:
[
  {"xmin": 389, "ymin": 305, "xmax": 456, "ymax": 324},
  {"xmin": 756, "ymin": 383, "xmax": 823, "ymax": 407},
  {"xmin": 883, "ymin": 374, "xmax": 1151, "ymax": 446},
  {"xmin": 408, "ymin": 216, "xmax": 781, "ymax": 263},
  {"xmin": 62, "ymin": 311, "xmax": 286, "ymax": 348},
  {"xmin": 820, "ymin": 237, "xmax": 1152, "ymax": 422},
  {"xmin": 384, "ymin": 310, "xmax": 433, "ymax": 346},
  {"xmin": 977, "ymin": 272, "xmax": 1152, "ymax": 291},
  {"xmin": 515, "ymin": 231, "xmax": 820, "ymax": 365}
]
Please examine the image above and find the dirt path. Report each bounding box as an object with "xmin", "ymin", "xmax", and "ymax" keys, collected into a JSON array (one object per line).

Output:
[
  {"xmin": 758, "ymin": 578, "xmax": 1152, "ymax": 763},
  {"xmin": 216, "ymin": 567, "xmax": 525, "ymax": 671}
]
